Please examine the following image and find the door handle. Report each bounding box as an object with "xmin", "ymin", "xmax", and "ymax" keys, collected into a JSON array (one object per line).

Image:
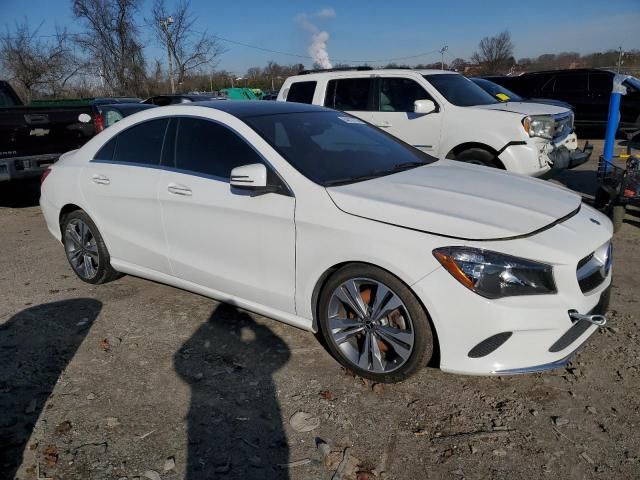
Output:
[
  {"xmin": 91, "ymin": 174, "xmax": 110, "ymax": 185},
  {"xmin": 375, "ymin": 121, "xmax": 392, "ymax": 128},
  {"xmin": 167, "ymin": 183, "xmax": 192, "ymax": 196}
]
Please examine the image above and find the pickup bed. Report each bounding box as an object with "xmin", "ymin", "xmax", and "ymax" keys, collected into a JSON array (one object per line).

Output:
[{"xmin": 0, "ymin": 81, "xmax": 95, "ymax": 183}]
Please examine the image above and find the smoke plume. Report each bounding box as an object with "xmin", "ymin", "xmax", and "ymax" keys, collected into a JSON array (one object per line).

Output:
[{"xmin": 296, "ymin": 8, "xmax": 335, "ymax": 69}]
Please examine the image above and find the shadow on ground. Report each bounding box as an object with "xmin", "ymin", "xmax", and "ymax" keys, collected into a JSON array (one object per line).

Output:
[
  {"xmin": 0, "ymin": 179, "xmax": 41, "ymax": 208},
  {"xmin": 175, "ymin": 303, "xmax": 291, "ymax": 480},
  {"xmin": 0, "ymin": 298, "xmax": 102, "ymax": 479}
]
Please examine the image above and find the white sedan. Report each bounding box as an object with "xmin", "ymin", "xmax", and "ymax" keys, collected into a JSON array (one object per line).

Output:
[{"xmin": 40, "ymin": 101, "xmax": 613, "ymax": 382}]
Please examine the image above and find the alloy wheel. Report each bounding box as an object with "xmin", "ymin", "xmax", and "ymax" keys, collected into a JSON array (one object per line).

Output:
[
  {"xmin": 327, "ymin": 277, "xmax": 415, "ymax": 373},
  {"xmin": 64, "ymin": 218, "xmax": 99, "ymax": 279}
]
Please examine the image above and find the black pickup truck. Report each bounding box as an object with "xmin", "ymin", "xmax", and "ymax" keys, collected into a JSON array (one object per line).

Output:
[{"xmin": 0, "ymin": 81, "xmax": 96, "ymax": 183}]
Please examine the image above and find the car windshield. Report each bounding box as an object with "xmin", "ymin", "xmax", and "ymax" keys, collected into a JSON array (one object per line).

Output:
[
  {"xmin": 472, "ymin": 78, "xmax": 524, "ymax": 102},
  {"xmin": 424, "ymin": 74, "xmax": 499, "ymax": 106},
  {"xmin": 244, "ymin": 110, "xmax": 437, "ymax": 186}
]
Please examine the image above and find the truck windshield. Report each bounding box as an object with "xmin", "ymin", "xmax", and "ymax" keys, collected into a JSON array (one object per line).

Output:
[
  {"xmin": 424, "ymin": 74, "xmax": 499, "ymax": 107},
  {"xmin": 244, "ymin": 110, "xmax": 437, "ymax": 186}
]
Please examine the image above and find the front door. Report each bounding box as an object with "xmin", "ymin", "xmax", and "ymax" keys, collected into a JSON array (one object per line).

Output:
[
  {"xmin": 158, "ymin": 117, "xmax": 296, "ymax": 314},
  {"xmin": 372, "ymin": 77, "xmax": 443, "ymax": 156}
]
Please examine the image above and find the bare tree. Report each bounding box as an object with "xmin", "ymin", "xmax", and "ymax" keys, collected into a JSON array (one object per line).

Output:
[
  {"xmin": 471, "ymin": 30, "xmax": 514, "ymax": 74},
  {"xmin": 72, "ymin": 0, "xmax": 146, "ymax": 95},
  {"xmin": 449, "ymin": 58, "xmax": 467, "ymax": 72},
  {"xmin": 150, "ymin": 0, "xmax": 226, "ymax": 92},
  {"xmin": 0, "ymin": 19, "xmax": 81, "ymax": 101}
]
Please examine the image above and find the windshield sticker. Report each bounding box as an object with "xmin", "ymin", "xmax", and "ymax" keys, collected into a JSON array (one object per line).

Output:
[{"xmin": 338, "ymin": 116, "xmax": 365, "ymax": 124}]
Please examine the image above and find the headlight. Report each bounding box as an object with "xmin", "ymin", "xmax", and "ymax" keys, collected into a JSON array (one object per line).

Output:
[
  {"xmin": 433, "ymin": 247, "xmax": 556, "ymax": 299},
  {"xmin": 522, "ymin": 115, "xmax": 555, "ymax": 139}
]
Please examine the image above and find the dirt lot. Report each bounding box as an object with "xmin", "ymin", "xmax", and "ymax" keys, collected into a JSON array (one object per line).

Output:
[{"xmin": 1, "ymin": 140, "xmax": 639, "ymax": 480}]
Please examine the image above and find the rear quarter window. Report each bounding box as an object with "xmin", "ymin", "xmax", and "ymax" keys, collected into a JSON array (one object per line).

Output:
[{"xmin": 285, "ymin": 81, "xmax": 317, "ymax": 104}]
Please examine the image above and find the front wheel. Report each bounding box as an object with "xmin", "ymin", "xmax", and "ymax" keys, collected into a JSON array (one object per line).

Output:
[
  {"xmin": 318, "ymin": 264, "xmax": 434, "ymax": 383},
  {"xmin": 61, "ymin": 210, "xmax": 120, "ymax": 284},
  {"xmin": 454, "ymin": 148, "xmax": 501, "ymax": 168}
]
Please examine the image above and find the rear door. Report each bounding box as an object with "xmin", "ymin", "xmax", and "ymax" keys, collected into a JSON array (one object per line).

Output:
[
  {"xmin": 551, "ymin": 72, "xmax": 588, "ymax": 120},
  {"xmin": 158, "ymin": 117, "xmax": 296, "ymax": 313},
  {"xmin": 323, "ymin": 77, "xmax": 377, "ymax": 125},
  {"xmin": 82, "ymin": 118, "xmax": 171, "ymax": 273}
]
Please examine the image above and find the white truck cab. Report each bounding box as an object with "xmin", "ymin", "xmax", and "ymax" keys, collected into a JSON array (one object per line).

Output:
[{"xmin": 277, "ymin": 68, "xmax": 592, "ymax": 177}]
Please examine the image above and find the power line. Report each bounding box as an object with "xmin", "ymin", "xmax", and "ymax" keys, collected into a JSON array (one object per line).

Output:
[
  {"xmin": 2, "ymin": 29, "xmax": 445, "ymax": 65},
  {"xmin": 210, "ymin": 34, "xmax": 443, "ymax": 64}
]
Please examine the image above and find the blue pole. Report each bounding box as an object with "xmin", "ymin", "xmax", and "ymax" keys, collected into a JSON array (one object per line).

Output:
[
  {"xmin": 602, "ymin": 74, "xmax": 629, "ymax": 172},
  {"xmin": 602, "ymin": 92, "xmax": 621, "ymax": 168}
]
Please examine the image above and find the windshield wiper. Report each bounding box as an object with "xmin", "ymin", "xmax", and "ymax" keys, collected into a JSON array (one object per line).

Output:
[
  {"xmin": 323, "ymin": 173, "xmax": 383, "ymax": 187},
  {"xmin": 323, "ymin": 162, "xmax": 427, "ymax": 187}
]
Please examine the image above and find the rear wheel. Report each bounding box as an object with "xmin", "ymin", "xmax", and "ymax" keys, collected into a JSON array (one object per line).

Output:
[
  {"xmin": 318, "ymin": 264, "xmax": 434, "ymax": 383},
  {"xmin": 454, "ymin": 148, "xmax": 501, "ymax": 168},
  {"xmin": 61, "ymin": 210, "xmax": 120, "ymax": 284}
]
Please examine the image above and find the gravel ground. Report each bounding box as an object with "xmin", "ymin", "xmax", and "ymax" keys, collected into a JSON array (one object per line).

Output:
[{"xmin": 1, "ymin": 140, "xmax": 639, "ymax": 480}]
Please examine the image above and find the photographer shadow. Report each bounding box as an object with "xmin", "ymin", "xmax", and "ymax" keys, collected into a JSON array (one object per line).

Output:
[
  {"xmin": 175, "ymin": 303, "xmax": 291, "ymax": 480},
  {"xmin": 0, "ymin": 298, "xmax": 102, "ymax": 479}
]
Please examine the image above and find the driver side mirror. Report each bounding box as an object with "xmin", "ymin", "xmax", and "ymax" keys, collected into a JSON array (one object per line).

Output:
[
  {"xmin": 230, "ymin": 163, "xmax": 281, "ymax": 196},
  {"xmin": 414, "ymin": 99, "xmax": 437, "ymax": 114}
]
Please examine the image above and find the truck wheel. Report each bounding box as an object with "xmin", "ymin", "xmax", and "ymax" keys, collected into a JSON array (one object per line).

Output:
[
  {"xmin": 611, "ymin": 204, "xmax": 626, "ymax": 233},
  {"xmin": 317, "ymin": 263, "xmax": 435, "ymax": 383},
  {"xmin": 61, "ymin": 210, "xmax": 121, "ymax": 284},
  {"xmin": 455, "ymin": 148, "xmax": 501, "ymax": 168}
]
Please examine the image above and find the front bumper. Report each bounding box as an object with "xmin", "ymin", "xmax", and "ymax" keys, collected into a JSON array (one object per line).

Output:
[
  {"xmin": 492, "ymin": 285, "xmax": 610, "ymax": 374},
  {"xmin": 412, "ymin": 265, "xmax": 611, "ymax": 376},
  {"xmin": 548, "ymin": 141, "xmax": 593, "ymax": 171}
]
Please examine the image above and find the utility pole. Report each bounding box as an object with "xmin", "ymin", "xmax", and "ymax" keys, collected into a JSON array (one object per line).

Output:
[
  {"xmin": 160, "ymin": 16, "xmax": 175, "ymax": 93},
  {"xmin": 439, "ymin": 45, "xmax": 448, "ymax": 70},
  {"xmin": 616, "ymin": 46, "xmax": 624, "ymax": 73}
]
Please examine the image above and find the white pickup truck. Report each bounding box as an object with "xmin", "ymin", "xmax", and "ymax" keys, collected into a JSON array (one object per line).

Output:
[{"xmin": 277, "ymin": 68, "xmax": 592, "ymax": 176}]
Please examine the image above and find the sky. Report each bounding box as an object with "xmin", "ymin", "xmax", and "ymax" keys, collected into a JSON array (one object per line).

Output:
[{"xmin": 1, "ymin": 0, "xmax": 639, "ymax": 74}]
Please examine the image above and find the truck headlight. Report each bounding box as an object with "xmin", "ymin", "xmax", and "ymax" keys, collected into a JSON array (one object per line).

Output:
[
  {"xmin": 522, "ymin": 115, "xmax": 555, "ymax": 140},
  {"xmin": 433, "ymin": 247, "xmax": 557, "ymax": 299}
]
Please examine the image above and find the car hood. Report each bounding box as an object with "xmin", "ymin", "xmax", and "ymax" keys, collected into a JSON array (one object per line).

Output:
[
  {"xmin": 326, "ymin": 160, "xmax": 582, "ymax": 240},
  {"xmin": 474, "ymin": 101, "xmax": 568, "ymax": 116}
]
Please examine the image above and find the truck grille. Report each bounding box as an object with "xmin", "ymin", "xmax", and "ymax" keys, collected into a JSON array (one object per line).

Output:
[
  {"xmin": 553, "ymin": 113, "xmax": 573, "ymax": 141},
  {"xmin": 576, "ymin": 242, "xmax": 612, "ymax": 294}
]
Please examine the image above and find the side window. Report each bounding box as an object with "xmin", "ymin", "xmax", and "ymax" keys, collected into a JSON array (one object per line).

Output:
[
  {"xmin": 94, "ymin": 137, "xmax": 116, "ymax": 161},
  {"xmin": 589, "ymin": 73, "xmax": 613, "ymax": 94},
  {"xmin": 174, "ymin": 118, "xmax": 263, "ymax": 179},
  {"xmin": 286, "ymin": 81, "xmax": 317, "ymax": 104},
  {"xmin": 379, "ymin": 78, "xmax": 433, "ymax": 112},
  {"xmin": 112, "ymin": 119, "xmax": 168, "ymax": 165},
  {"xmin": 324, "ymin": 78, "xmax": 374, "ymax": 111},
  {"xmin": 554, "ymin": 73, "xmax": 588, "ymax": 93}
]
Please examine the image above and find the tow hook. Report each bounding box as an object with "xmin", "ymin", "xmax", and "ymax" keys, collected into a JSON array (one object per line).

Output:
[{"xmin": 568, "ymin": 310, "xmax": 607, "ymax": 326}]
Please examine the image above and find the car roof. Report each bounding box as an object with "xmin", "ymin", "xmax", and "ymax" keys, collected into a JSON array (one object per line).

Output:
[
  {"xmin": 521, "ymin": 68, "xmax": 616, "ymax": 76},
  {"xmin": 182, "ymin": 100, "xmax": 331, "ymax": 118},
  {"xmin": 289, "ymin": 68, "xmax": 454, "ymax": 80}
]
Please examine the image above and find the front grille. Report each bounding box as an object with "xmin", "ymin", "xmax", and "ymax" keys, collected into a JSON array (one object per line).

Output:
[
  {"xmin": 553, "ymin": 113, "xmax": 573, "ymax": 140},
  {"xmin": 576, "ymin": 242, "xmax": 612, "ymax": 294}
]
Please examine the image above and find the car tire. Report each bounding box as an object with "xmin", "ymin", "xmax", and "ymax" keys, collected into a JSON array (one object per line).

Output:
[
  {"xmin": 318, "ymin": 263, "xmax": 434, "ymax": 383},
  {"xmin": 61, "ymin": 210, "xmax": 121, "ymax": 284},
  {"xmin": 455, "ymin": 148, "xmax": 501, "ymax": 168}
]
